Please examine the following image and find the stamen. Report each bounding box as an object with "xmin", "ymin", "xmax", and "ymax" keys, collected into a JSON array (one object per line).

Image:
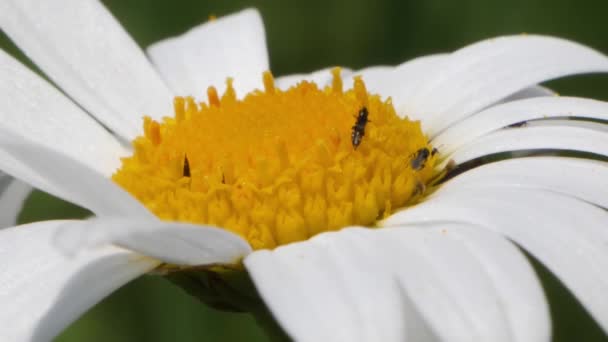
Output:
[
  {"xmin": 143, "ymin": 116, "xmax": 161, "ymax": 145},
  {"xmin": 331, "ymin": 67, "xmax": 343, "ymax": 94},
  {"xmin": 353, "ymin": 76, "xmax": 369, "ymax": 107},
  {"xmin": 207, "ymin": 86, "xmax": 220, "ymax": 107},
  {"xmin": 263, "ymin": 71, "xmax": 275, "ymax": 93},
  {"xmin": 222, "ymin": 78, "xmax": 236, "ymax": 103},
  {"xmin": 174, "ymin": 97, "xmax": 186, "ymax": 123},
  {"xmin": 185, "ymin": 97, "xmax": 197, "ymax": 119},
  {"xmin": 113, "ymin": 70, "xmax": 438, "ymax": 251}
]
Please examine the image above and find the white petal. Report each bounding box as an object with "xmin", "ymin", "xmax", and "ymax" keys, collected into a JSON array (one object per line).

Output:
[
  {"xmin": 385, "ymin": 187, "xmax": 608, "ymax": 334},
  {"xmin": 524, "ymin": 118, "xmax": 608, "ymax": 131},
  {"xmin": 147, "ymin": 9, "xmax": 269, "ymax": 98},
  {"xmin": 376, "ymin": 226, "xmax": 548, "ymax": 342},
  {"xmin": 444, "ymin": 124, "xmax": 608, "ymax": 167},
  {"xmin": 247, "ymin": 228, "xmax": 411, "ymax": 342},
  {"xmin": 433, "ymin": 97, "xmax": 608, "ymax": 155},
  {"xmin": 342, "ymin": 65, "xmax": 392, "ymax": 92},
  {"xmin": 0, "ymin": 172, "xmax": 31, "ymax": 228},
  {"xmin": 0, "ymin": 150, "xmax": 62, "ymax": 199},
  {"xmin": 245, "ymin": 225, "xmax": 548, "ymax": 342},
  {"xmin": 439, "ymin": 156, "xmax": 608, "ymax": 209},
  {"xmin": 0, "ymin": 0, "xmax": 174, "ymax": 141},
  {"xmin": 499, "ymin": 85, "xmax": 556, "ymax": 103},
  {"xmin": 352, "ymin": 54, "xmax": 448, "ymax": 121},
  {"xmin": 0, "ymin": 48, "xmax": 129, "ymax": 177},
  {"xmin": 275, "ymin": 55, "xmax": 446, "ymax": 119},
  {"xmin": 0, "ymin": 220, "xmax": 159, "ymax": 341},
  {"xmin": 55, "ymin": 217, "xmax": 251, "ymax": 266},
  {"xmin": 385, "ymin": 54, "xmax": 448, "ymax": 118},
  {"xmin": 275, "ymin": 67, "xmax": 353, "ymax": 90},
  {"xmin": 402, "ymin": 35, "xmax": 608, "ymax": 136},
  {"xmin": 416, "ymin": 223, "xmax": 550, "ymax": 342},
  {"xmin": 0, "ymin": 128, "xmax": 151, "ymax": 217},
  {"xmin": 345, "ymin": 64, "xmax": 419, "ymax": 109}
]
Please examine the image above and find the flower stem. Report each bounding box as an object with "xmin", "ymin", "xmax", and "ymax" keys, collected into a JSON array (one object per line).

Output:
[{"xmin": 165, "ymin": 268, "xmax": 290, "ymax": 341}]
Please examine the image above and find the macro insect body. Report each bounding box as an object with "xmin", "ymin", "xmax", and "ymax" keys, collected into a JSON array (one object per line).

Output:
[
  {"xmin": 351, "ymin": 106, "xmax": 369, "ymax": 149},
  {"xmin": 410, "ymin": 147, "xmax": 438, "ymax": 170}
]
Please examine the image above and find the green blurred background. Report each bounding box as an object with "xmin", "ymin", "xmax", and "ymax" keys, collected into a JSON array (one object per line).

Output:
[{"xmin": 2, "ymin": 0, "xmax": 608, "ymax": 341}]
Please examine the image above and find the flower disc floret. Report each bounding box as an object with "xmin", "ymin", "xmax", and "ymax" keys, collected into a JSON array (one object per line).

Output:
[{"xmin": 113, "ymin": 69, "xmax": 437, "ymax": 250}]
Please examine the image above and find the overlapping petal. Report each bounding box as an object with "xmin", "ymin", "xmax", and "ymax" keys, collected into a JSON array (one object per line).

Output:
[
  {"xmin": 245, "ymin": 225, "xmax": 549, "ymax": 342},
  {"xmin": 148, "ymin": 8, "xmax": 269, "ymax": 97},
  {"xmin": 0, "ymin": 48, "xmax": 129, "ymax": 177},
  {"xmin": 385, "ymin": 187, "xmax": 608, "ymax": 335},
  {"xmin": 0, "ymin": 0, "xmax": 173, "ymax": 140},
  {"xmin": 438, "ymin": 156, "xmax": 608, "ymax": 209},
  {"xmin": 0, "ymin": 44, "xmax": 131, "ymax": 203},
  {"xmin": 0, "ymin": 220, "xmax": 159, "ymax": 341},
  {"xmin": 445, "ymin": 124, "xmax": 608, "ymax": 166},
  {"xmin": 0, "ymin": 128, "xmax": 150, "ymax": 217},
  {"xmin": 55, "ymin": 218, "xmax": 252, "ymax": 266},
  {"xmin": 433, "ymin": 97, "xmax": 608, "ymax": 155},
  {"xmin": 0, "ymin": 216, "xmax": 253, "ymax": 341},
  {"xmin": 0, "ymin": 172, "xmax": 31, "ymax": 228},
  {"xmin": 401, "ymin": 35, "xmax": 608, "ymax": 136},
  {"xmin": 498, "ymin": 85, "xmax": 555, "ymax": 103}
]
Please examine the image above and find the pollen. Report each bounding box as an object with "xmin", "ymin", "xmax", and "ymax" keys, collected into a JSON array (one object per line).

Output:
[{"xmin": 112, "ymin": 69, "xmax": 438, "ymax": 250}]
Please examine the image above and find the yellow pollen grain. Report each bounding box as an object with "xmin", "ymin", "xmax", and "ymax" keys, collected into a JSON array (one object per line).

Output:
[{"xmin": 113, "ymin": 70, "xmax": 438, "ymax": 250}]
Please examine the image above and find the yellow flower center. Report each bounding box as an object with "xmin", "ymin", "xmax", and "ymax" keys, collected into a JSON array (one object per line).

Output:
[{"xmin": 113, "ymin": 69, "xmax": 437, "ymax": 250}]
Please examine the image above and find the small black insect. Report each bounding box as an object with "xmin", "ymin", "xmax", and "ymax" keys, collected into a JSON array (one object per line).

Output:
[
  {"xmin": 183, "ymin": 155, "xmax": 191, "ymax": 177},
  {"xmin": 410, "ymin": 148, "xmax": 432, "ymax": 170},
  {"xmin": 351, "ymin": 106, "xmax": 369, "ymax": 149}
]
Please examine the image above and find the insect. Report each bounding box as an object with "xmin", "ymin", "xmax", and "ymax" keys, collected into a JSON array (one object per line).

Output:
[
  {"xmin": 410, "ymin": 147, "xmax": 438, "ymax": 170},
  {"xmin": 183, "ymin": 155, "xmax": 191, "ymax": 177},
  {"xmin": 351, "ymin": 106, "xmax": 369, "ymax": 149}
]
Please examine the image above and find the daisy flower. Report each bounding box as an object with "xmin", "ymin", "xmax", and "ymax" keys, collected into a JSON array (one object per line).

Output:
[{"xmin": 1, "ymin": 2, "xmax": 608, "ymax": 341}]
